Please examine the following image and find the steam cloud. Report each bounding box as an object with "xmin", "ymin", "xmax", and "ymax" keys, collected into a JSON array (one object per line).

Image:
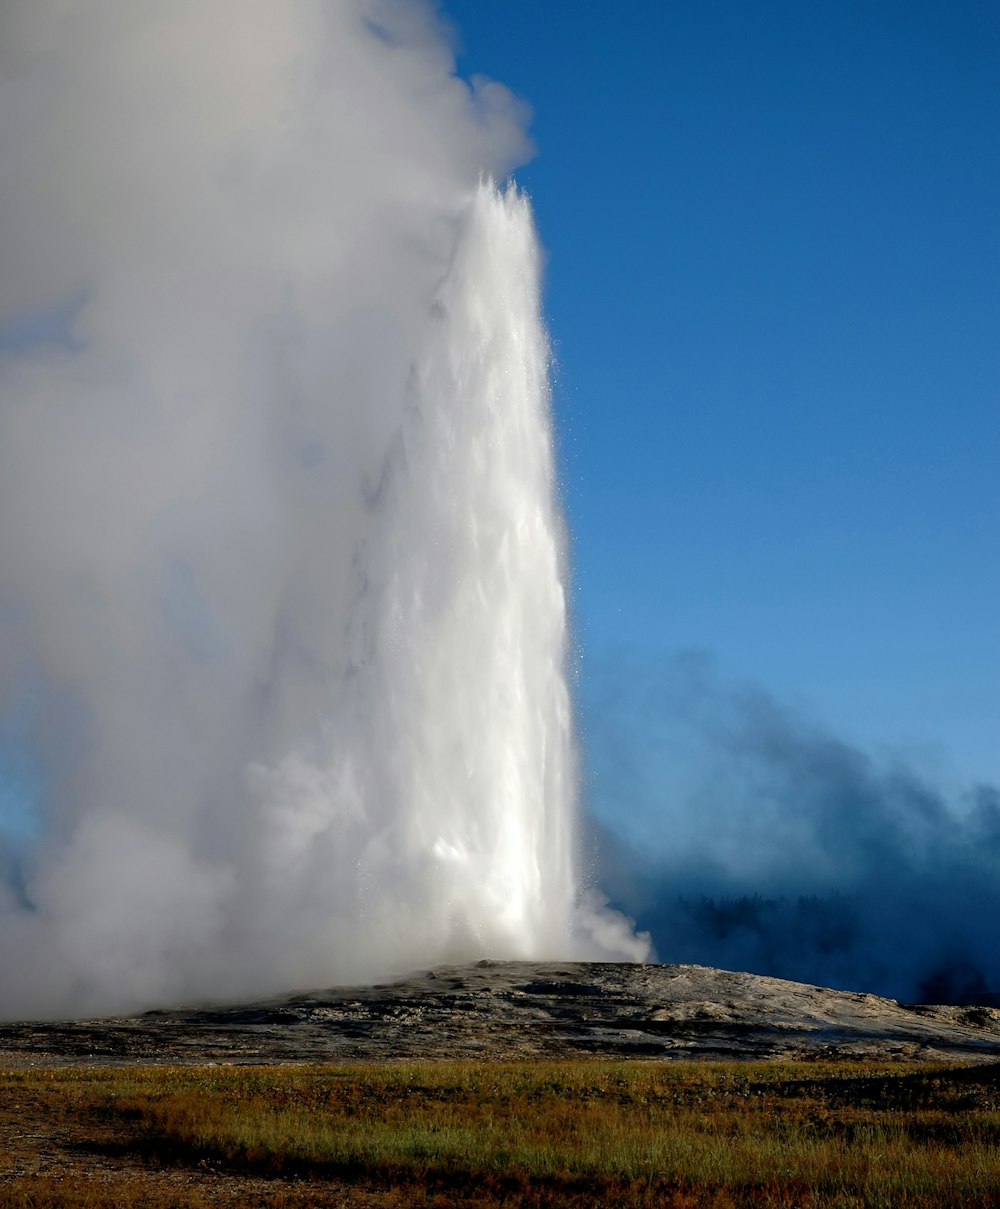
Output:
[
  {"xmin": 588, "ymin": 654, "xmax": 1000, "ymax": 1004},
  {"xmin": 0, "ymin": 0, "xmax": 646, "ymax": 1020}
]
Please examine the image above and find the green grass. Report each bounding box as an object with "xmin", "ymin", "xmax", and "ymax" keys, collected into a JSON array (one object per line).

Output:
[{"xmin": 2, "ymin": 1060, "xmax": 1000, "ymax": 1206}]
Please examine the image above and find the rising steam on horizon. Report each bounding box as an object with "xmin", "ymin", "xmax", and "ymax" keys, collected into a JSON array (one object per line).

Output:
[
  {"xmin": 0, "ymin": 0, "xmax": 647, "ymax": 1020},
  {"xmin": 586, "ymin": 654, "xmax": 1000, "ymax": 1006}
]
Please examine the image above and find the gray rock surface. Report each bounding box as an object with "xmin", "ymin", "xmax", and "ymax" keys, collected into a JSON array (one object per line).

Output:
[{"xmin": 3, "ymin": 960, "xmax": 1000, "ymax": 1067}]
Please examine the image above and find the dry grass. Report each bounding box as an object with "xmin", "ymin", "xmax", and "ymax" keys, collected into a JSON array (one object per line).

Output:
[{"xmin": 1, "ymin": 1059, "xmax": 999, "ymax": 1206}]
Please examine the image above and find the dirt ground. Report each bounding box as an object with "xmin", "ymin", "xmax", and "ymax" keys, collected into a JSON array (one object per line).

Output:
[{"xmin": 0, "ymin": 1083, "xmax": 409, "ymax": 1208}]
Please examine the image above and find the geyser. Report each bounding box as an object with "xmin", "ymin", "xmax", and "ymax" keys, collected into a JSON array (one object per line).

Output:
[{"xmin": 0, "ymin": 0, "xmax": 645, "ymax": 1019}]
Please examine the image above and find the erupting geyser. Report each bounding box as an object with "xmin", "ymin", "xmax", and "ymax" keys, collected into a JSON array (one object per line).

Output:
[
  {"xmin": 0, "ymin": 0, "xmax": 646, "ymax": 1019},
  {"xmin": 245, "ymin": 183, "xmax": 593, "ymax": 977}
]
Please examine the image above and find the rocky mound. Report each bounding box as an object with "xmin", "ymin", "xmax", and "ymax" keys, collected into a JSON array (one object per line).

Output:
[{"xmin": 3, "ymin": 960, "xmax": 1000, "ymax": 1067}]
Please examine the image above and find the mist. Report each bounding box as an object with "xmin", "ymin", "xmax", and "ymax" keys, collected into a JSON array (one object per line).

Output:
[
  {"xmin": 0, "ymin": 0, "xmax": 647, "ymax": 1021},
  {"xmin": 586, "ymin": 652, "xmax": 1000, "ymax": 1004}
]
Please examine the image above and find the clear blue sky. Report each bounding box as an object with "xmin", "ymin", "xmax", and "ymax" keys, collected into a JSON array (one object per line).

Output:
[{"xmin": 445, "ymin": 0, "xmax": 1000, "ymax": 799}]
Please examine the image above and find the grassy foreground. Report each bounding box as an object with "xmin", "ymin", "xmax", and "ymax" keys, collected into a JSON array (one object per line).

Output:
[{"xmin": 2, "ymin": 1059, "xmax": 1000, "ymax": 1207}]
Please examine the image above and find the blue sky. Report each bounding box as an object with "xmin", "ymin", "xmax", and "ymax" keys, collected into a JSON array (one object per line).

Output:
[{"xmin": 446, "ymin": 1, "xmax": 999, "ymax": 799}]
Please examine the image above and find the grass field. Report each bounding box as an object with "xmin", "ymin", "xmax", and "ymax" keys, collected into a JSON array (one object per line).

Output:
[{"xmin": 2, "ymin": 1059, "xmax": 999, "ymax": 1206}]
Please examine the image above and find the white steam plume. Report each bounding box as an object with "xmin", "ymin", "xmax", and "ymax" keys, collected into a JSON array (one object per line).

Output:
[{"xmin": 0, "ymin": 0, "xmax": 647, "ymax": 1019}]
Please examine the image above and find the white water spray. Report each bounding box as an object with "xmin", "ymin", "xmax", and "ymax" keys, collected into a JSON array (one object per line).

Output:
[
  {"xmin": 246, "ymin": 183, "xmax": 581, "ymax": 972},
  {"xmin": 0, "ymin": 1, "xmax": 646, "ymax": 1019}
]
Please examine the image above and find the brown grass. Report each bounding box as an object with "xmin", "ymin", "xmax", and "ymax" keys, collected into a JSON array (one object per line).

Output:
[{"xmin": 1, "ymin": 1059, "xmax": 999, "ymax": 1206}]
